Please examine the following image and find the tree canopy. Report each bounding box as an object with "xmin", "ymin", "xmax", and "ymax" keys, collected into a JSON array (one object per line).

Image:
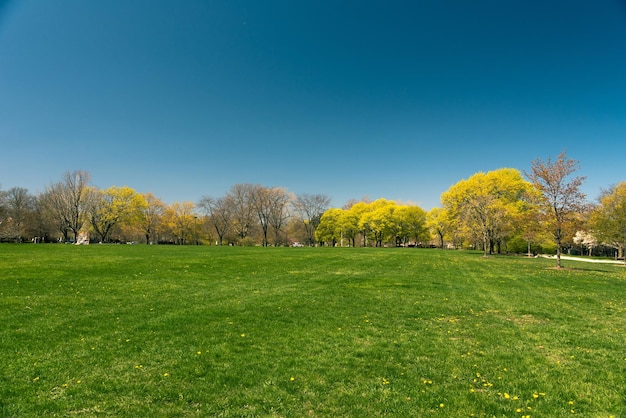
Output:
[{"xmin": 441, "ymin": 168, "xmax": 534, "ymax": 256}]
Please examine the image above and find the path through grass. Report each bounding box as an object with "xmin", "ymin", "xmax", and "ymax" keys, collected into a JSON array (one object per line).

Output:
[{"xmin": 1, "ymin": 245, "xmax": 625, "ymax": 416}]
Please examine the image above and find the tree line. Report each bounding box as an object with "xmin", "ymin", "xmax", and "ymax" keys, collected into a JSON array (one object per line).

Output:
[
  {"xmin": 0, "ymin": 171, "xmax": 331, "ymax": 247},
  {"xmin": 1, "ymin": 151, "xmax": 625, "ymax": 267}
]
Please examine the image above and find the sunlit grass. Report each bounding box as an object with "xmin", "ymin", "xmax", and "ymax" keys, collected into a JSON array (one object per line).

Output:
[{"xmin": 1, "ymin": 245, "xmax": 625, "ymax": 416}]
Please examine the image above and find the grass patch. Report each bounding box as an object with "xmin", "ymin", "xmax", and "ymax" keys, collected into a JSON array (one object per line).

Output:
[{"xmin": 1, "ymin": 245, "xmax": 625, "ymax": 416}]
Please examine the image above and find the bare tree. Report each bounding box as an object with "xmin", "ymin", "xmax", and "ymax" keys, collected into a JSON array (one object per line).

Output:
[
  {"xmin": 526, "ymin": 151, "xmax": 586, "ymax": 268},
  {"xmin": 2, "ymin": 187, "xmax": 35, "ymax": 242},
  {"xmin": 251, "ymin": 185, "xmax": 272, "ymax": 247},
  {"xmin": 226, "ymin": 184, "xmax": 256, "ymax": 243},
  {"xmin": 198, "ymin": 196, "xmax": 232, "ymax": 245},
  {"xmin": 41, "ymin": 170, "xmax": 91, "ymax": 242},
  {"xmin": 267, "ymin": 187, "xmax": 292, "ymax": 246},
  {"xmin": 293, "ymin": 193, "xmax": 331, "ymax": 246}
]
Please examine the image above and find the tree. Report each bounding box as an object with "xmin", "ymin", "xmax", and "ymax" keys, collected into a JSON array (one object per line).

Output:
[
  {"xmin": 526, "ymin": 151, "xmax": 587, "ymax": 268},
  {"xmin": 198, "ymin": 196, "xmax": 232, "ymax": 245},
  {"xmin": 87, "ymin": 186, "xmax": 147, "ymax": 243},
  {"xmin": 1, "ymin": 187, "xmax": 35, "ymax": 242},
  {"xmin": 41, "ymin": 170, "xmax": 91, "ymax": 242},
  {"xmin": 293, "ymin": 193, "xmax": 331, "ymax": 246},
  {"xmin": 394, "ymin": 205, "xmax": 428, "ymax": 246},
  {"xmin": 441, "ymin": 168, "xmax": 533, "ymax": 256},
  {"xmin": 139, "ymin": 193, "xmax": 166, "ymax": 244},
  {"xmin": 358, "ymin": 199, "xmax": 396, "ymax": 247},
  {"xmin": 164, "ymin": 202, "xmax": 196, "ymax": 244},
  {"xmin": 338, "ymin": 207, "xmax": 360, "ymax": 247},
  {"xmin": 266, "ymin": 187, "xmax": 291, "ymax": 246},
  {"xmin": 591, "ymin": 182, "xmax": 626, "ymax": 263},
  {"xmin": 517, "ymin": 200, "xmax": 544, "ymax": 257},
  {"xmin": 251, "ymin": 185, "xmax": 273, "ymax": 247},
  {"xmin": 226, "ymin": 184, "xmax": 256, "ymax": 243},
  {"xmin": 572, "ymin": 230, "xmax": 597, "ymax": 256},
  {"xmin": 347, "ymin": 201, "xmax": 371, "ymax": 247},
  {"xmin": 427, "ymin": 207, "xmax": 449, "ymax": 248},
  {"xmin": 316, "ymin": 207, "xmax": 344, "ymax": 246}
]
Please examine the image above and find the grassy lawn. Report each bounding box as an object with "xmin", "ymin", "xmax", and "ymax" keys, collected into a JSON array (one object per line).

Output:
[{"xmin": 1, "ymin": 245, "xmax": 625, "ymax": 417}]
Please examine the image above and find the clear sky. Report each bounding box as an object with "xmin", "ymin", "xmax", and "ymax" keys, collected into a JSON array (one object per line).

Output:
[{"xmin": 1, "ymin": 1, "xmax": 625, "ymax": 210}]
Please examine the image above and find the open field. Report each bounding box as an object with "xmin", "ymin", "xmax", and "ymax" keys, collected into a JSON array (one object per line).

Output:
[{"xmin": 1, "ymin": 245, "xmax": 625, "ymax": 417}]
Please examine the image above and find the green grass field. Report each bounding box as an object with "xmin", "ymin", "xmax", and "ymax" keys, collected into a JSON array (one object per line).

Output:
[{"xmin": 1, "ymin": 245, "xmax": 625, "ymax": 417}]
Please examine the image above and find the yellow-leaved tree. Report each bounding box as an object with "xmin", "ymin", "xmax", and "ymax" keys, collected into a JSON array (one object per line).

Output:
[
  {"xmin": 358, "ymin": 198, "xmax": 396, "ymax": 247},
  {"xmin": 87, "ymin": 185, "xmax": 147, "ymax": 243},
  {"xmin": 441, "ymin": 168, "xmax": 534, "ymax": 256},
  {"xmin": 393, "ymin": 205, "xmax": 428, "ymax": 246},
  {"xmin": 591, "ymin": 181, "xmax": 626, "ymax": 263},
  {"xmin": 315, "ymin": 208, "xmax": 344, "ymax": 246},
  {"xmin": 138, "ymin": 192, "xmax": 166, "ymax": 244},
  {"xmin": 163, "ymin": 201, "xmax": 197, "ymax": 245}
]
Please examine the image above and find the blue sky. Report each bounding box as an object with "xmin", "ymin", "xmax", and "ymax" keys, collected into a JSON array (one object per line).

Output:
[{"xmin": 1, "ymin": 1, "xmax": 625, "ymax": 210}]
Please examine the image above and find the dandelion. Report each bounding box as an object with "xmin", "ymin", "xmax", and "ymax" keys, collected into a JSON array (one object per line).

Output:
[
  {"xmin": 504, "ymin": 393, "xmax": 510, "ymax": 399},
  {"xmin": 197, "ymin": 351, "xmax": 202, "ymax": 355},
  {"xmin": 439, "ymin": 403, "xmax": 444, "ymax": 408},
  {"xmin": 163, "ymin": 372, "xmax": 169, "ymax": 377},
  {"xmin": 290, "ymin": 377, "xmax": 295, "ymax": 381},
  {"xmin": 240, "ymin": 333, "xmax": 246, "ymax": 337},
  {"xmin": 382, "ymin": 378, "xmax": 390, "ymax": 385}
]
